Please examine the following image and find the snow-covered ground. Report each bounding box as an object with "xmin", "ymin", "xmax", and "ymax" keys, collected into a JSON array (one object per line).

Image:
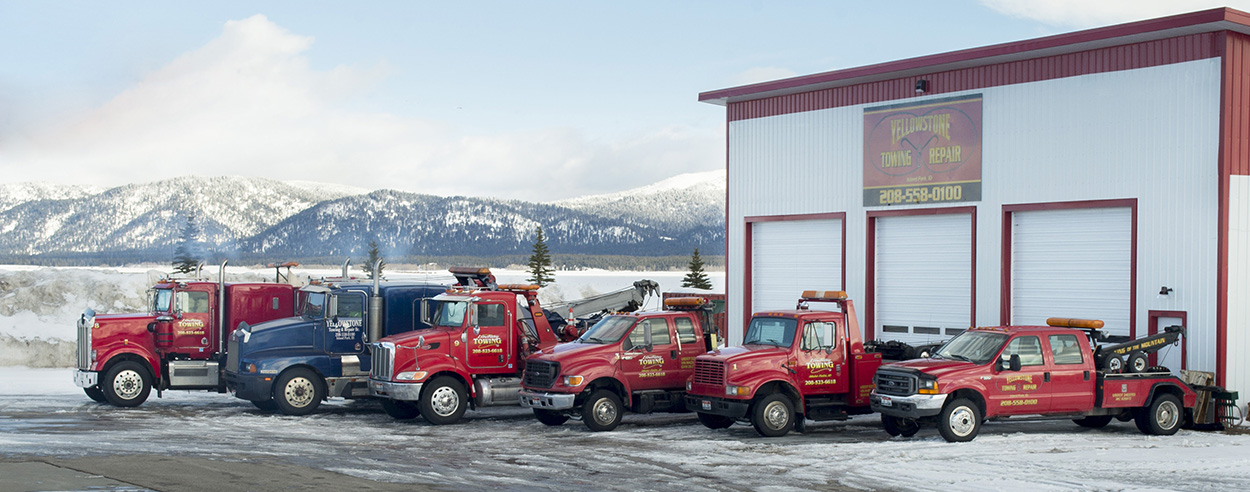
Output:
[
  {"xmin": 1, "ymin": 367, "xmax": 1247, "ymax": 491},
  {"xmin": 0, "ymin": 264, "xmax": 723, "ymax": 367}
]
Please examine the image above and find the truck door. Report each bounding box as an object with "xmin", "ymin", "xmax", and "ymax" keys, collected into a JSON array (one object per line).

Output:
[
  {"xmin": 672, "ymin": 315, "xmax": 705, "ymax": 386},
  {"xmin": 988, "ymin": 335, "xmax": 1051, "ymax": 415},
  {"xmin": 324, "ymin": 292, "xmax": 367, "ymax": 354},
  {"xmin": 1045, "ymin": 333, "xmax": 1095, "ymax": 413},
  {"xmin": 792, "ymin": 320, "xmax": 848, "ymax": 396},
  {"xmin": 620, "ymin": 317, "xmax": 675, "ymax": 391},
  {"xmin": 172, "ymin": 289, "xmax": 213, "ymax": 356},
  {"xmin": 465, "ymin": 301, "xmax": 512, "ymax": 371}
]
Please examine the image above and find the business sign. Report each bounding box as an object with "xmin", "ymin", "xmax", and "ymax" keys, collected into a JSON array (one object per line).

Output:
[{"xmin": 863, "ymin": 94, "xmax": 982, "ymax": 206}]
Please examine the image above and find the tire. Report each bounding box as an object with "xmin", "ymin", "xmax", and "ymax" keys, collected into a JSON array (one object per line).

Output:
[
  {"xmin": 102, "ymin": 361, "xmax": 152, "ymax": 407},
  {"xmin": 882, "ymin": 415, "xmax": 921, "ymax": 437},
  {"xmin": 250, "ymin": 399, "xmax": 277, "ymax": 411},
  {"xmin": 581, "ymin": 389, "xmax": 623, "ymax": 432},
  {"xmin": 84, "ymin": 386, "xmax": 106, "ymax": 403},
  {"xmin": 751, "ymin": 393, "xmax": 794, "ymax": 437},
  {"xmin": 534, "ymin": 409, "xmax": 570, "ymax": 426},
  {"xmin": 937, "ymin": 398, "xmax": 981, "ymax": 442},
  {"xmin": 1127, "ymin": 351, "xmax": 1150, "ymax": 373},
  {"xmin": 381, "ymin": 399, "xmax": 421, "ymax": 420},
  {"xmin": 273, "ymin": 368, "xmax": 324, "ymax": 416},
  {"xmin": 1104, "ymin": 356, "xmax": 1123, "ymax": 373},
  {"xmin": 419, "ymin": 376, "xmax": 467, "ymax": 425},
  {"xmin": 1073, "ymin": 415, "xmax": 1113, "ymax": 428},
  {"xmin": 697, "ymin": 412, "xmax": 735, "ymax": 429},
  {"xmin": 1138, "ymin": 394, "xmax": 1183, "ymax": 436}
]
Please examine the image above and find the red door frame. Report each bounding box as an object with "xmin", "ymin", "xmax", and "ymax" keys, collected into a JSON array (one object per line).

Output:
[
  {"xmin": 743, "ymin": 212, "xmax": 847, "ymax": 341},
  {"xmin": 865, "ymin": 206, "xmax": 976, "ymax": 342},
  {"xmin": 1000, "ymin": 199, "xmax": 1138, "ymax": 338},
  {"xmin": 1147, "ymin": 310, "xmax": 1188, "ymax": 370}
]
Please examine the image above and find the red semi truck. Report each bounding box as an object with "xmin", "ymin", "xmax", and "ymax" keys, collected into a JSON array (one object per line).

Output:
[
  {"xmin": 685, "ymin": 290, "xmax": 885, "ymax": 437},
  {"xmin": 871, "ymin": 318, "xmax": 1197, "ymax": 442},
  {"xmin": 73, "ymin": 262, "xmax": 298, "ymax": 406},
  {"xmin": 518, "ymin": 297, "xmax": 720, "ymax": 431}
]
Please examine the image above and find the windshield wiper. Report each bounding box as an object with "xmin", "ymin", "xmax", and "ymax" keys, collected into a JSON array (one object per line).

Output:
[
  {"xmin": 947, "ymin": 354, "xmax": 972, "ymax": 362},
  {"xmin": 582, "ymin": 336, "xmax": 606, "ymax": 344}
]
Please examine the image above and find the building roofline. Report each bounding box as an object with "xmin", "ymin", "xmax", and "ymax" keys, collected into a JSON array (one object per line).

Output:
[{"xmin": 700, "ymin": 7, "xmax": 1250, "ymax": 106}]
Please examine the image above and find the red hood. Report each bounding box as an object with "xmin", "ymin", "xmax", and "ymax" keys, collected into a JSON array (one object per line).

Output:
[
  {"xmin": 882, "ymin": 357, "xmax": 983, "ymax": 379},
  {"xmin": 533, "ymin": 340, "xmax": 614, "ymax": 360},
  {"xmin": 698, "ymin": 344, "xmax": 788, "ymax": 363},
  {"xmin": 94, "ymin": 312, "xmax": 160, "ymax": 324},
  {"xmin": 381, "ymin": 327, "xmax": 451, "ymax": 347}
]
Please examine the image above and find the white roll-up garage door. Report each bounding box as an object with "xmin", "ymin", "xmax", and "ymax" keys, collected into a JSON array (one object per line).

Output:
[
  {"xmin": 751, "ymin": 219, "xmax": 843, "ymax": 313},
  {"xmin": 875, "ymin": 213, "xmax": 972, "ymax": 345},
  {"xmin": 1011, "ymin": 207, "xmax": 1132, "ymax": 338}
]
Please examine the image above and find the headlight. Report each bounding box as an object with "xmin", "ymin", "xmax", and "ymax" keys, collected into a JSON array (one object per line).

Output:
[
  {"xmin": 244, "ymin": 363, "xmax": 257, "ymax": 374},
  {"xmin": 917, "ymin": 378, "xmax": 939, "ymax": 395},
  {"xmin": 725, "ymin": 385, "xmax": 751, "ymax": 397},
  {"xmin": 686, "ymin": 380, "xmax": 692, "ymax": 391},
  {"xmin": 563, "ymin": 375, "xmax": 584, "ymax": 387},
  {"xmin": 396, "ymin": 371, "xmax": 428, "ymax": 382}
]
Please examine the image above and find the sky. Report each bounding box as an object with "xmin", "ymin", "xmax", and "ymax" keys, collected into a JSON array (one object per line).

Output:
[{"xmin": 1, "ymin": 0, "xmax": 1247, "ymax": 201}]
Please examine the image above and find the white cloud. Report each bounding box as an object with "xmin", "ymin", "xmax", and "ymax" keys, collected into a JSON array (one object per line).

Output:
[
  {"xmin": 979, "ymin": 0, "xmax": 1250, "ymax": 28},
  {"xmin": 0, "ymin": 15, "xmax": 721, "ymax": 201},
  {"xmin": 730, "ymin": 67, "xmax": 800, "ymax": 86}
]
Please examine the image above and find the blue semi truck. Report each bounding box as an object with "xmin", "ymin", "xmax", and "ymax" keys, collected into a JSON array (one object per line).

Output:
[{"xmin": 224, "ymin": 266, "xmax": 467, "ymax": 415}]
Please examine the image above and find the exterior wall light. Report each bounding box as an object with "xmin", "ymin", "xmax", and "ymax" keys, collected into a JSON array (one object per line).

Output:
[
  {"xmin": 1159, "ymin": 286, "xmax": 1173, "ymax": 295},
  {"xmin": 915, "ymin": 79, "xmax": 929, "ymax": 93}
]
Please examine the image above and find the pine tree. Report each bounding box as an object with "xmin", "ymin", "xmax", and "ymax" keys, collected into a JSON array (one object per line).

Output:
[
  {"xmin": 682, "ymin": 247, "xmax": 713, "ymax": 290},
  {"xmin": 526, "ymin": 226, "xmax": 555, "ymax": 287},
  {"xmin": 171, "ymin": 211, "xmax": 205, "ymax": 274},
  {"xmin": 360, "ymin": 240, "xmax": 386, "ymax": 279}
]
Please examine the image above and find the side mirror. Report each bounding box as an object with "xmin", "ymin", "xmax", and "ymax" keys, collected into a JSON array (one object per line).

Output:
[
  {"xmin": 998, "ymin": 354, "xmax": 1022, "ymax": 371},
  {"xmin": 643, "ymin": 322, "xmax": 653, "ymax": 352},
  {"xmin": 327, "ymin": 296, "xmax": 338, "ymax": 318},
  {"xmin": 420, "ymin": 299, "xmax": 432, "ymax": 325}
]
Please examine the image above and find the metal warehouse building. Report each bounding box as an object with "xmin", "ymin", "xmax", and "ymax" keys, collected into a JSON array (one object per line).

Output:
[{"xmin": 704, "ymin": 8, "xmax": 1250, "ymax": 402}]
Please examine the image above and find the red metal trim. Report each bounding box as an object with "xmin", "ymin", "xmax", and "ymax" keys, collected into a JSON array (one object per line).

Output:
[
  {"xmin": 723, "ymin": 112, "xmax": 731, "ymax": 343},
  {"xmin": 721, "ymin": 32, "xmax": 1221, "ymax": 121},
  {"xmin": 742, "ymin": 212, "xmax": 848, "ymax": 341},
  {"xmin": 705, "ymin": 8, "xmax": 1246, "ymax": 106},
  {"xmin": 1213, "ymin": 31, "xmax": 1250, "ymax": 386},
  {"xmin": 1001, "ymin": 199, "xmax": 1138, "ymax": 338},
  {"xmin": 1147, "ymin": 310, "xmax": 1188, "ymax": 370},
  {"xmin": 865, "ymin": 206, "xmax": 977, "ymax": 342}
]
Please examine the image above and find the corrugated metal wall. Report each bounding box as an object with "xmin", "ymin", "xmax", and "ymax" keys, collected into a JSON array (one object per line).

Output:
[
  {"xmin": 1227, "ymin": 176, "xmax": 1249, "ymax": 413},
  {"xmin": 727, "ymin": 60, "xmax": 1222, "ymax": 383}
]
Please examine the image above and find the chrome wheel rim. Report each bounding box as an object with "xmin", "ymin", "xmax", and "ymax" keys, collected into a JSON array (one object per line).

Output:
[
  {"xmin": 112, "ymin": 370, "xmax": 143, "ymax": 400},
  {"xmin": 949, "ymin": 405, "xmax": 975, "ymax": 437},
  {"xmin": 430, "ymin": 385, "xmax": 459, "ymax": 417},
  {"xmin": 284, "ymin": 377, "xmax": 315, "ymax": 408},
  {"xmin": 763, "ymin": 400, "xmax": 789, "ymax": 430},
  {"xmin": 1156, "ymin": 400, "xmax": 1179, "ymax": 430},
  {"xmin": 1133, "ymin": 358, "xmax": 1148, "ymax": 372},
  {"xmin": 592, "ymin": 398, "xmax": 618, "ymax": 424}
]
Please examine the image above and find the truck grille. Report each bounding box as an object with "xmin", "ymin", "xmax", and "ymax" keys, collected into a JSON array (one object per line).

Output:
[
  {"xmin": 75, "ymin": 312, "xmax": 92, "ymax": 370},
  {"xmin": 874, "ymin": 371, "xmax": 916, "ymax": 396},
  {"xmin": 226, "ymin": 337, "xmax": 239, "ymax": 374},
  {"xmin": 693, "ymin": 359, "xmax": 725, "ymax": 386},
  {"xmin": 371, "ymin": 343, "xmax": 394, "ymax": 381},
  {"xmin": 523, "ymin": 360, "xmax": 559, "ymax": 389}
]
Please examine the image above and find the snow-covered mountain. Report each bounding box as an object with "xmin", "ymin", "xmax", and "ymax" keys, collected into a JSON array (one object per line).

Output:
[
  {"xmin": 0, "ymin": 182, "xmax": 106, "ymax": 213},
  {"xmin": 0, "ymin": 172, "xmax": 726, "ymax": 262}
]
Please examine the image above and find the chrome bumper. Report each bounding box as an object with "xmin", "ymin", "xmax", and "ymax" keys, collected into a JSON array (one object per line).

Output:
[
  {"xmin": 870, "ymin": 390, "xmax": 948, "ymax": 418},
  {"xmin": 73, "ymin": 370, "xmax": 98, "ymax": 388},
  {"xmin": 369, "ymin": 378, "xmax": 423, "ymax": 401},
  {"xmin": 518, "ymin": 390, "xmax": 576, "ymax": 410}
]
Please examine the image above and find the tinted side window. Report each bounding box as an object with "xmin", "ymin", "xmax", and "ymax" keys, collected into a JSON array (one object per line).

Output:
[
  {"xmin": 675, "ymin": 317, "xmax": 697, "ymax": 344},
  {"xmin": 1004, "ymin": 336, "xmax": 1044, "ymax": 366},
  {"xmin": 1048, "ymin": 334, "xmax": 1084, "ymax": 365},
  {"xmin": 626, "ymin": 319, "xmax": 671, "ymax": 349},
  {"xmin": 336, "ymin": 294, "xmax": 364, "ymax": 318},
  {"xmin": 177, "ymin": 291, "xmax": 210, "ymax": 314},
  {"xmin": 477, "ymin": 303, "xmax": 506, "ymax": 327}
]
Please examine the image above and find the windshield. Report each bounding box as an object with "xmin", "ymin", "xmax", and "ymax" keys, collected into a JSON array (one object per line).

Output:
[
  {"xmin": 933, "ymin": 331, "xmax": 1010, "ymax": 364},
  {"xmin": 576, "ymin": 315, "xmax": 636, "ymax": 344},
  {"xmin": 743, "ymin": 317, "xmax": 797, "ymax": 348},
  {"xmin": 431, "ymin": 301, "xmax": 468, "ymax": 328},
  {"xmin": 152, "ymin": 289, "xmax": 172, "ymax": 313},
  {"xmin": 302, "ymin": 292, "xmax": 327, "ymax": 319}
]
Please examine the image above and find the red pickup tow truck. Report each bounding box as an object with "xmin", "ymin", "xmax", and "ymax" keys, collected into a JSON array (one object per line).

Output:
[{"xmin": 871, "ymin": 318, "xmax": 1197, "ymax": 442}]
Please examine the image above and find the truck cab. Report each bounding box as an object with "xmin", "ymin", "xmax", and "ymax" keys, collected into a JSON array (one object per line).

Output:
[
  {"xmin": 685, "ymin": 291, "xmax": 882, "ymax": 437},
  {"xmin": 73, "ymin": 262, "xmax": 297, "ymax": 407},
  {"xmin": 225, "ymin": 277, "xmax": 447, "ymax": 415},
  {"xmin": 518, "ymin": 297, "xmax": 720, "ymax": 431},
  {"xmin": 871, "ymin": 319, "xmax": 1198, "ymax": 441}
]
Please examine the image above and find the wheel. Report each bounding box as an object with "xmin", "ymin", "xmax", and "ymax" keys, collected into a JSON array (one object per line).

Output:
[
  {"xmin": 419, "ymin": 376, "xmax": 467, "ymax": 425},
  {"xmin": 84, "ymin": 386, "xmax": 106, "ymax": 402},
  {"xmin": 273, "ymin": 368, "xmax": 324, "ymax": 416},
  {"xmin": 581, "ymin": 389, "xmax": 623, "ymax": 432},
  {"xmin": 381, "ymin": 399, "xmax": 421, "ymax": 420},
  {"xmin": 251, "ymin": 399, "xmax": 278, "ymax": 411},
  {"xmin": 102, "ymin": 361, "xmax": 152, "ymax": 407},
  {"xmin": 1138, "ymin": 394, "xmax": 1183, "ymax": 435},
  {"xmin": 1104, "ymin": 356, "xmax": 1123, "ymax": 373},
  {"xmin": 750, "ymin": 393, "xmax": 794, "ymax": 437},
  {"xmin": 882, "ymin": 415, "xmax": 921, "ymax": 437},
  {"xmin": 937, "ymin": 398, "xmax": 981, "ymax": 442},
  {"xmin": 697, "ymin": 412, "xmax": 735, "ymax": 429},
  {"xmin": 1127, "ymin": 351, "xmax": 1150, "ymax": 373},
  {"xmin": 1073, "ymin": 415, "xmax": 1113, "ymax": 428},
  {"xmin": 534, "ymin": 409, "xmax": 570, "ymax": 426}
]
